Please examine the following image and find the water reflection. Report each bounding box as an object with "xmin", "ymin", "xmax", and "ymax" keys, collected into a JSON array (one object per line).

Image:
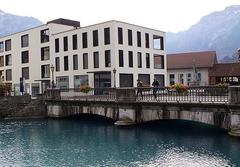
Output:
[{"xmin": 0, "ymin": 118, "xmax": 239, "ymax": 166}]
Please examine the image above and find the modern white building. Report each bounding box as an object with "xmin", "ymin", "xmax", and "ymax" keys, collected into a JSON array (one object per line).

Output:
[{"xmin": 0, "ymin": 19, "xmax": 166, "ymax": 95}]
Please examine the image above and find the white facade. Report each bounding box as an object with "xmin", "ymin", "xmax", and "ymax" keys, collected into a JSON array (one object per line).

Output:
[
  {"xmin": 167, "ymin": 68, "xmax": 209, "ymax": 86},
  {"xmin": 0, "ymin": 19, "xmax": 166, "ymax": 95}
]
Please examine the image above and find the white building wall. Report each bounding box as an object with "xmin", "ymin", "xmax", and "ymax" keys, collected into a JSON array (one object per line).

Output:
[{"xmin": 167, "ymin": 68, "xmax": 209, "ymax": 86}]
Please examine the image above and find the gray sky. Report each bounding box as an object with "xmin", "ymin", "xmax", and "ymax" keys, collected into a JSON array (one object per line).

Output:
[{"xmin": 1, "ymin": 0, "xmax": 239, "ymax": 32}]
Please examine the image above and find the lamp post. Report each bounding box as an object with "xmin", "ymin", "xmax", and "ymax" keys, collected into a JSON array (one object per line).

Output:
[
  {"xmin": 113, "ymin": 68, "xmax": 116, "ymax": 88},
  {"xmin": 50, "ymin": 64, "xmax": 55, "ymax": 88}
]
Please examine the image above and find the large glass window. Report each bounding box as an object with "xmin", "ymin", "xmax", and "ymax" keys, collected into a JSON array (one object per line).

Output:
[
  {"xmin": 5, "ymin": 54, "xmax": 12, "ymax": 66},
  {"xmin": 55, "ymin": 38, "xmax": 59, "ymax": 53},
  {"xmin": 40, "ymin": 29, "xmax": 49, "ymax": 43},
  {"xmin": 119, "ymin": 50, "xmax": 124, "ymax": 67},
  {"xmin": 21, "ymin": 34, "xmax": 29, "ymax": 48},
  {"xmin": 93, "ymin": 52, "xmax": 99, "ymax": 68},
  {"xmin": 22, "ymin": 67, "xmax": 29, "ymax": 80},
  {"xmin": 138, "ymin": 74, "xmax": 150, "ymax": 86},
  {"xmin": 64, "ymin": 56, "xmax": 68, "ymax": 71},
  {"xmin": 56, "ymin": 76, "xmax": 69, "ymax": 89},
  {"xmin": 137, "ymin": 52, "xmax": 142, "ymax": 68},
  {"xmin": 137, "ymin": 31, "xmax": 141, "ymax": 47},
  {"xmin": 41, "ymin": 46, "xmax": 50, "ymax": 61},
  {"xmin": 146, "ymin": 53, "xmax": 150, "ymax": 68},
  {"xmin": 153, "ymin": 35, "xmax": 164, "ymax": 50},
  {"xmin": 74, "ymin": 75, "xmax": 89, "ymax": 88},
  {"xmin": 21, "ymin": 51, "xmax": 29, "ymax": 64},
  {"xmin": 55, "ymin": 57, "xmax": 60, "ymax": 72},
  {"xmin": 82, "ymin": 32, "xmax": 88, "ymax": 48},
  {"xmin": 128, "ymin": 29, "xmax": 132, "ymax": 46},
  {"xmin": 0, "ymin": 42, "xmax": 4, "ymax": 52},
  {"xmin": 41, "ymin": 64, "xmax": 50, "ymax": 78},
  {"xmin": 73, "ymin": 54, "xmax": 78, "ymax": 70},
  {"xmin": 93, "ymin": 30, "xmax": 98, "ymax": 47},
  {"xmin": 6, "ymin": 69, "xmax": 12, "ymax": 81},
  {"xmin": 104, "ymin": 27, "xmax": 110, "ymax": 45},
  {"xmin": 105, "ymin": 50, "xmax": 111, "ymax": 67},
  {"xmin": 145, "ymin": 33, "xmax": 149, "ymax": 48},
  {"xmin": 5, "ymin": 39, "xmax": 11, "ymax": 51},
  {"xmin": 72, "ymin": 34, "xmax": 78, "ymax": 50},
  {"xmin": 128, "ymin": 51, "xmax": 133, "ymax": 68},
  {"xmin": 119, "ymin": 74, "xmax": 133, "ymax": 87},
  {"xmin": 83, "ymin": 53, "xmax": 88, "ymax": 69},
  {"xmin": 63, "ymin": 36, "xmax": 68, "ymax": 51},
  {"xmin": 0, "ymin": 56, "xmax": 4, "ymax": 67},
  {"xmin": 154, "ymin": 74, "xmax": 165, "ymax": 87},
  {"xmin": 154, "ymin": 54, "xmax": 164, "ymax": 69},
  {"xmin": 118, "ymin": 27, "xmax": 123, "ymax": 44}
]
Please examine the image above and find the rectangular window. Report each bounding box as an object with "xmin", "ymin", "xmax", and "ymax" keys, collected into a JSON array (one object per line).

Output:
[
  {"xmin": 118, "ymin": 27, "xmax": 123, "ymax": 44},
  {"xmin": 40, "ymin": 29, "xmax": 49, "ymax": 43},
  {"xmin": 128, "ymin": 51, "xmax": 133, "ymax": 68},
  {"xmin": 128, "ymin": 29, "xmax": 132, "ymax": 46},
  {"xmin": 154, "ymin": 54, "xmax": 164, "ymax": 69},
  {"xmin": 153, "ymin": 35, "xmax": 164, "ymax": 50},
  {"xmin": 41, "ymin": 64, "xmax": 50, "ymax": 78},
  {"xmin": 146, "ymin": 53, "xmax": 150, "ymax": 68},
  {"xmin": 138, "ymin": 74, "xmax": 150, "ymax": 86},
  {"xmin": 93, "ymin": 52, "xmax": 99, "ymax": 68},
  {"xmin": 5, "ymin": 39, "xmax": 11, "ymax": 51},
  {"xmin": 169, "ymin": 74, "xmax": 175, "ymax": 85},
  {"xmin": 41, "ymin": 46, "xmax": 50, "ymax": 61},
  {"xmin": 83, "ymin": 53, "xmax": 88, "ymax": 69},
  {"xmin": 64, "ymin": 56, "xmax": 69, "ymax": 71},
  {"xmin": 55, "ymin": 57, "xmax": 60, "ymax": 72},
  {"xmin": 72, "ymin": 34, "xmax": 78, "ymax": 50},
  {"xmin": 63, "ymin": 36, "xmax": 68, "ymax": 51},
  {"xmin": 55, "ymin": 38, "xmax": 59, "ymax": 53},
  {"xmin": 73, "ymin": 54, "xmax": 78, "ymax": 70},
  {"xmin": 145, "ymin": 33, "xmax": 149, "ymax": 48},
  {"xmin": 104, "ymin": 27, "xmax": 110, "ymax": 45},
  {"xmin": 21, "ymin": 34, "xmax": 29, "ymax": 48},
  {"xmin": 82, "ymin": 32, "xmax": 88, "ymax": 48},
  {"xmin": 93, "ymin": 30, "xmax": 98, "ymax": 47},
  {"xmin": 105, "ymin": 50, "xmax": 111, "ymax": 67},
  {"xmin": 0, "ymin": 42, "xmax": 4, "ymax": 52},
  {"xmin": 187, "ymin": 73, "xmax": 191, "ymax": 85},
  {"xmin": 74, "ymin": 75, "xmax": 89, "ymax": 88},
  {"xmin": 22, "ymin": 67, "xmax": 29, "ymax": 80},
  {"xmin": 6, "ymin": 69, "xmax": 12, "ymax": 81},
  {"xmin": 0, "ymin": 56, "xmax": 4, "ymax": 67},
  {"xmin": 119, "ymin": 50, "xmax": 124, "ymax": 67},
  {"xmin": 5, "ymin": 54, "xmax": 12, "ymax": 66},
  {"xmin": 179, "ymin": 74, "xmax": 184, "ymax": 84},
  {"xmin": 21, "ymin": 51, "xmax": 29, "ymax": 64},
  {"xmin": 137, "ymin": 52, "xmax": 142, "ymax": 68},
  {"xmin": 137, "ymin": 31, "xmax": 141, "ymax": 47},
  {"xmin": 198, "ymin": 73, "xmax": 201, "ymax": 81}
]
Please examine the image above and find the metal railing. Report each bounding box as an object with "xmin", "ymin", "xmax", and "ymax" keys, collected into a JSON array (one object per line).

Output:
[{"xmin": 46, "ymin": 86, "xmax": 229, "ymax": 103}]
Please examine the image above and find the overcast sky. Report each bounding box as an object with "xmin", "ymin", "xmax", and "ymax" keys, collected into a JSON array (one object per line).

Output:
[{"xmin": 1, "ymin": 0, "xmax": 239, "ymax": 33}]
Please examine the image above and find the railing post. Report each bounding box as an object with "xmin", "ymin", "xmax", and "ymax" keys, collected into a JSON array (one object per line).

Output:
[{"xmin": 228, "ymin": 86, "xmax": 240, "ymax": 104}]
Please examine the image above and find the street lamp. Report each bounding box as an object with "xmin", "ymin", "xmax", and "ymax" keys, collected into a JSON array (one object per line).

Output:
[
  {"xmin": 113, "ymin": 68, "xmax": 116, "ymax": 88},
  {"xmin": 50, "ymin": 64, "xmax": 55, "ymax": 88}
]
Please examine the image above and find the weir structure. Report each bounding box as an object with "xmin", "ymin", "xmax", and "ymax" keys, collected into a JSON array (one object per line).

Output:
[{"xmin": 45, "ymin": 86, "xmax": 240, "ymax": 136}]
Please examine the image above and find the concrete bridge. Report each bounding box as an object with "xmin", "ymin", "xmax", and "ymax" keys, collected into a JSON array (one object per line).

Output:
[{"xmin": 45, "ymin": 86, "xmax": 240, "ymax": 135}]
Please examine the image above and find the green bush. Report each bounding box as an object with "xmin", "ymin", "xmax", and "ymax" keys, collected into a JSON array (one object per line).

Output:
[{"xmin": 80, "ymin": 85, "xmax": 92, "ymax": 93}]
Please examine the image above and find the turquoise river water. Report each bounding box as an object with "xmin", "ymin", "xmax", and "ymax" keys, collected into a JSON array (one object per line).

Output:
[{"xmin": 0, "ymin": 116, "xmax": 240, "ymax": 167}]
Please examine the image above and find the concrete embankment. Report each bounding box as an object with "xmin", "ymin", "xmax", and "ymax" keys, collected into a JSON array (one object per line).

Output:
[{"xmin": 0, "ymin": 95, "xmax": 46, "ymax": 119}]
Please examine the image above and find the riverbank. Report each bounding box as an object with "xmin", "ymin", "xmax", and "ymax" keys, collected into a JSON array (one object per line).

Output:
[{"xmin": 0, "ymin": 95, "xmax": 46, "ymax": 119}]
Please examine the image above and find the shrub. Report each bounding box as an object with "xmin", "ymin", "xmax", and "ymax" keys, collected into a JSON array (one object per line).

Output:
[
  {"xmin": 171, "ymin": 83, "xmax": 188, "ymax": 94},
  {"xmin": 80, "ymin": 85, "xmax": 92, "ymax": 93},
  {"xmin": 0, "ymin": 84, "xmax": 11, "ymax": 96}
]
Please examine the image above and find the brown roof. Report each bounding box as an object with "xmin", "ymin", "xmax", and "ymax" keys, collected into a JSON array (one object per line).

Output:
[
  {"xmin": 167, "ymin": 51, "xmax": 217, "ymax": 70},
  {"xmin": 209, "ymin": 63, "xmax": 240, "ymax": 77}
]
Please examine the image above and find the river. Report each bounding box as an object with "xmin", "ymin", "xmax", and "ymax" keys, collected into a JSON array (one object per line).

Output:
[{"xmin": 0, "ymin": 116, "xmax": 239, "ymax": 167}]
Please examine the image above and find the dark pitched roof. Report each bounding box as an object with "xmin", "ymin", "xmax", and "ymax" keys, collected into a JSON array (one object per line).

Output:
[
  {"xmin": 167, "ymin": 51, "xmax": 217, "ymax": 70},
  {"xmin": 209, "ymin": 62, "xmax": 240, "ymax": 77}
]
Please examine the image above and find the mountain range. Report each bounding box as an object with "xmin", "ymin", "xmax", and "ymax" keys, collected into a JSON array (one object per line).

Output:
[
  {"xmin": 166, "ymin": 5, "xmax": 240, "ymax": 62},
  {"xmin": 0, "ymin": 10, "xmax": 42, "ymax": 37}
]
